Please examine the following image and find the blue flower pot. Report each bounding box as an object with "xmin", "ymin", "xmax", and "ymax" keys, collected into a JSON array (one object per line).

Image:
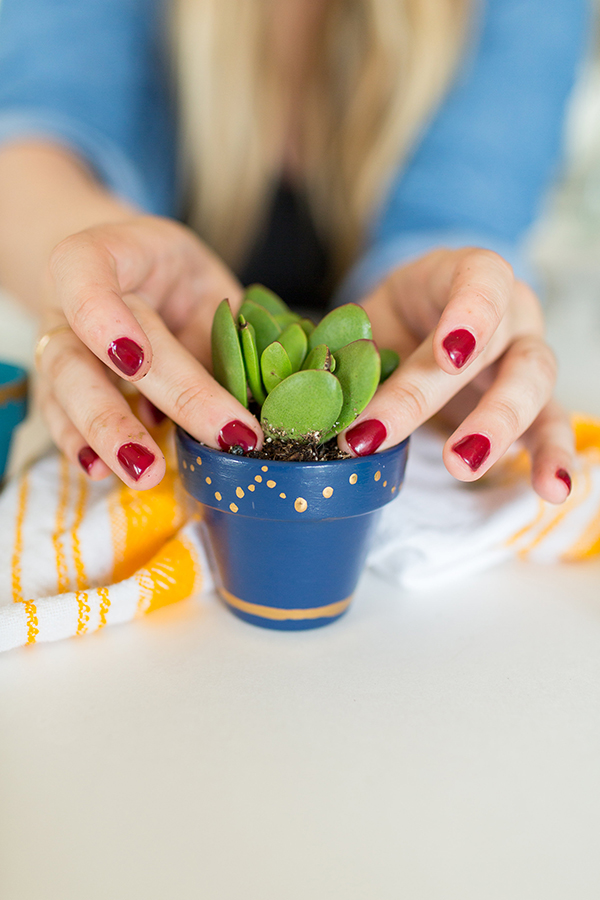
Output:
[
  {"xmin": 176, "ymin": 427, "xmax": 409, "ymax": 630},
  {"xmin": 0, "ymin": 361, "xmax": 28, "ymax": 482}
]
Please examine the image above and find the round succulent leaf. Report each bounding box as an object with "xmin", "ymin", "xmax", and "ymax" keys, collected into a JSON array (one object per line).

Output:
[
  {"xmin": 379, "ymin": 347, "xmax": 400, "ymax": 383},
  {"xmin": 302, "ymin": 343, "xmax": 333, "ymax": 372},
  {"xmin": 323, "ymin": 339, "xmax": 380, "ymax": 440},
  {"xmin": 307, "ymin": 304, "xmax": 372, "ymax": 355},
  {"xmin": 299, "ymin": 317, "xmax": 315, "ymax": 337},
  {"xmin": 239, "ymin": 299, "xmax": 282, "ymax": 356},
  {"xmin": 239, "ymin": 317, "xmax": 266, "ymax": 405},
  {"xmin": 274, "ymin": 311, "xmax": 302, "ymax": 329},
  {"xmin": 243, "ymin": 284, "xmax": 290, "ymax": 316},
  {"xmin": 261, "ymin": 369, "xmax": 343, "ymax": 442},
  {"xmin": 261, "ymin": 341, "xmax": 293, "ymax": 393},
  {"xmin": 279, "ymin": 322, "xmax": 307, "ymax": 372},
  {"xmin": 211, "ymin": 299, "xmax": 248, "ymax": 407}
]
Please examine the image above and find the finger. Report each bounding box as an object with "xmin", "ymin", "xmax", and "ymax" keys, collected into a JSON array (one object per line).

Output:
[
  {"xmin": 519, "ymin": 400, "xmax": 575, "ymax": 504},
  {"xmin": 443, "ymin": 335, "xmax": 557, "ymax": 480},
  {"xmin": 124, "ymin": 295, "xmax": 263, "ymax": 451},
  {"xmin": 40, "ymin": 328, "xmax": 166, "ymax": 488},
  {"xmin": 433, "ymin": 248, "xmax": 515, "ymax": 374},
  {"xmin": 37, "ymin": 385, "xmax": 112, "ymax": 480},
  {"xmin": 48, "ymin": 232, "xmax": 153, "ymax": 381}
]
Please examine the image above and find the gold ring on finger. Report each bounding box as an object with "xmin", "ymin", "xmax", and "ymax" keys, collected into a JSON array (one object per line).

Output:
[{"xmin": 34, "ymin": 324, "xmax": 73, "ymax": 373}]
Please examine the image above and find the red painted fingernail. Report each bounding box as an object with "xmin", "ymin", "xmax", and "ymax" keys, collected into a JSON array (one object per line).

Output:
[
  {"xmin": 218, "ymin": 420, "xmax": 257, "ymax": 453},
  {"xmin": 78, "ymin": 445, "xmax": 99, "ymax": 475},
  {"xmin": 117, "ymin": 442, "xmax": 155, "ymax": 480},
  {"xmin": 147, "ymin": 401, "xmax": 167, "ymax": 425},
  {"xmin": 452, "ymin": 433, "xmax": 491, "ymax": 471},
  {"xmin": 108, "ymin": 337, "xmax": 144, "ymax": 377},
  {"xmin": 443, "ymin": 329, "xmax": 476, "ymax": 369},
  {"xmin": 556, "ymin": 468, "xmax": 572, "ymax": 495},
  {"xmin": 345, "ymin": 419, "xmax": 387, "ymax": 456}
]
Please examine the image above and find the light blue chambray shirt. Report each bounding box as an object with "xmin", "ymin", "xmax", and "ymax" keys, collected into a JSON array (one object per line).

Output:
[{"xmin": 0, "ymin": 0, "xmax": 590, "ymax": 300}]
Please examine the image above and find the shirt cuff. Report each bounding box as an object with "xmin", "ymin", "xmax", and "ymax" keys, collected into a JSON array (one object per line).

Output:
[
  {"xmin": 334, "ymin": 229, "xmax": 536, "ymax": 305},
  {"xmin": 0, "ymin": 108, "xmax": 157, "ymax": 213}
]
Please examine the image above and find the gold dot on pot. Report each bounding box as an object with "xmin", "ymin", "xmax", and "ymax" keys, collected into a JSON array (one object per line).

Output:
[
  {"xmin": 383, "ymin": 480, "xmax": 387, "ymax": 487},
  {"xmin": 229, "ymin": 503, "xmax": 239, "ymax": 513},
  {"xmin": 267, "ymin": 480, "xmax": 276, "ymax": 488},
  {"xmin": 322, "ymin": 486, "xmax": 333, "ymax": 498},
  {"xmin": 236, "ymin": 486, "xmax": 244, "ymax": 498},
  {"xmin": 279, "ymin": 492, "xmax": 286, "ymax": 499},
  {"xmin": 214, "ymin": 492, "xmax": 222, "ymax": 501},
  {"xmin": 261, "ymin": 465, "xmax": 268, "ymax": 472},
  {"xmin": 349, "ymin": 473, "xmax": 358, "ymax": 485},
  {"xmin": 248, "ymin": 484, "xmax": 256, "ymax": 492},
  {"xmin": 255, "ymin": 475, "xmax": 262, "ymax": 483},
  {"xmin": 374, "ymin": 471, "xmax": 381, "ymax": 482},
  {"xmin": 205, "ymin": 476, "xmax": 212, "ymax": 485},
  {"xmin": 294, "ymin": 497, "xmax": 308, "ymax": 513},
  {"xmin": 196, "ymin": 457, "xmax": 202, "ymax": 466},
  {"xmin": 182, "ymin": 460, "xmax": 187, "ymax": 469},
  {"xmin": 391, "ymin": 485, "xmax": 396, "ymax": 493}
]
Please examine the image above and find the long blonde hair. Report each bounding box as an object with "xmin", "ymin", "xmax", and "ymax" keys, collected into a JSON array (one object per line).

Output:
[{"xmin": 172, "ymin": 0, "xmax": 470, "ymax": 276}]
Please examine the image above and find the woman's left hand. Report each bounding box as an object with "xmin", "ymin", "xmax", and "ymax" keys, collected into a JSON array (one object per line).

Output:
[{"xmin": 338, "ymin": 247, "xmax": 574, "ymax": 504}]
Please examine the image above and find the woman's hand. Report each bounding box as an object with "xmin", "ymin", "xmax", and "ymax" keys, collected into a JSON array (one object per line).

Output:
[
  {"xmin": 338, "ymin": 247, "xmax": 574, "ymax": 504},
  {"xmin": 36, "ymin": 215, "xmax": 263, "ymax": 488}
]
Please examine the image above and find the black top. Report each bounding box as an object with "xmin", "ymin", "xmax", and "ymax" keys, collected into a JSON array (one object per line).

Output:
[{"xmin": 238, "ymin": 181, "xmax": 332, "ymax": 316}]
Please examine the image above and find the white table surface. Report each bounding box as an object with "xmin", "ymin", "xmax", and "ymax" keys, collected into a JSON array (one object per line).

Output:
[{"xmin": 1, "ymin": 282, "xmax": 599, "ymax": 900}]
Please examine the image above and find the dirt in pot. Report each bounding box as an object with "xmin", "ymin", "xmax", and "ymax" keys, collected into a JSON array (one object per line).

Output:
[{"xmin": 243, "ymin": 435, "xmax": 351, "ymax": 462}]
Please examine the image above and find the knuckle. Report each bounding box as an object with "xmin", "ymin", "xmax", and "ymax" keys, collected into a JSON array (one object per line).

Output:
[
  {"xmin": 171, "ymin": 379, "xmax": 213, "ymax": 423},
  {"xmin": 487, "ymin": 397, "xmax": 522, "ymax": 436},
  {"xmin": 83, "ymin": 404, "xmax": 130, "ymax": 448},
  {"xmin": 388, "ymin": 380, "xmax": 431, "ymax": 424}
]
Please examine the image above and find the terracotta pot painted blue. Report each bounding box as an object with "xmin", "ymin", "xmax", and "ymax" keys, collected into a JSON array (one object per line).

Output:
[
  {"xmin": 0, "ymin": 362, "xmax": 28, "ymax": 482},
  {"xmin": 176, "ymin": 427, "xmax": 409, "ymax": 630}
]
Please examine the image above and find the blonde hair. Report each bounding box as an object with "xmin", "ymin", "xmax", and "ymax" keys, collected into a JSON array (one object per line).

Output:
[{"xmin": 172, "ymin": 0, "xmax": 470, "ymax": 276}]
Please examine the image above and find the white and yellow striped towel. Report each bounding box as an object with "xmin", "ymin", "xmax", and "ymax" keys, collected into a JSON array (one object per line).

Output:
[{"xmin": 1, "ymin": 416, "xmax": 599, "ymax": 653}]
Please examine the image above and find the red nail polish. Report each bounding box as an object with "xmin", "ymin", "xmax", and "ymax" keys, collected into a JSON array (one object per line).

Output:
[
  {"xmin": 117, "ymin": 442, "xmax": 155, "ymax": 480},
  {"xmin": 452, "ymin": 433, "xmax": 491, "ymax": 471},
  {"xmin": 218, "ymin": 420, "xmax": 258, "ymax": 453},
  {"xmin": 147, "ymin": 401, "xmax": 167, "ymax": 425},
  {"xmin": 443, "ymin": 329, "xmax": 476, "ymax": 369},
  {"xmin": 345, "ymin": 419, "xmax": 387, "ymax": 456},
  {"xmin": 556, "ymin": 468, "xmax": 572, "ymax": 495},
  {"xmin": 78, "ymin": 445, "xmax": 99, "ymax": 474},
  {"xmin": 108, "ymin": 337, "xmax": 144, "ymax": 377}
]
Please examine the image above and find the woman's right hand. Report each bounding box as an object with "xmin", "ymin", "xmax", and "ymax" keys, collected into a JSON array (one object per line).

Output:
[{"xmin": 36, "ymin": 215, "xmax": 263, "ymax": 488}]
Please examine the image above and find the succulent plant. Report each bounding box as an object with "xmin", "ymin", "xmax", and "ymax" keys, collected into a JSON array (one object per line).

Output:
[{"xmin": 211, "ymin": 284, "xmax": 399, "ymax": 444}]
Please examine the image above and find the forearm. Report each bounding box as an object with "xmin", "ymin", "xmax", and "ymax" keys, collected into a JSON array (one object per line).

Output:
[{"xmin": 0, "ymin": 140, "xmax": 136, "ymax": 312}]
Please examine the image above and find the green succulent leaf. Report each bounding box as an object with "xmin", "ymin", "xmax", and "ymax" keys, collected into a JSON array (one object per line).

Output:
[
  {"xmin": 243, "ymin": 284, "xmax": 290, "ymax": 317},
  {"xmin": 278, "ymin": 322, "xmax": 307, "ymax": 372},
  {"xmin": 239, "ymin": 299, "xmax": 282, "ymax": 357},
  {"xmin": 261, "ymin": 341, "xmax": 293, "ymax": 393},
  {"xmin": 299, "ymin": 317, "xmax": 315, "ymax": 337},
  {"xmin": 239, "ymin": 316, "xmax": 266, "ymax": 405},
  {"xmin": 211, "ymin": 299, "xmax": 248, "ymax": 407},
  {"xmin": 307, "ymin": 304, "xmax": 372, "ymax": 354},
  {"xmin": 302, "ymin": 343, "xmax": 334, "ymax": 372},
  {"xmin": 322, "ymin": 339, "xmax": 381, "ymax": 441},
  {"xmin": 274, "ymin": 311, "xmax": 302, "ymax": 329},
  {"xmin": 261, "ymin": 370, "xmax": 343, "ymax": 442},
  {"xmin": 379, "ymin": 347, "xmax": 400, "ymax": 383}
]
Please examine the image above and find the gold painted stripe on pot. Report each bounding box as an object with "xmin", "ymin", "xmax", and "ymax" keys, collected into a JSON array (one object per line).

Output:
[
  {"xmin": 0, "ymin": 379, "xmax": 27, "ymax": 405},
  {"xmin": 219, "ymin": 588, "xmax": 352, "ymax": 621}
]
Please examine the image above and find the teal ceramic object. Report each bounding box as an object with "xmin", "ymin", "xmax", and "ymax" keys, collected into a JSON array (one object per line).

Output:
[
  {"xmin": 176, "ymin": 427, "xmax": 409, "ymax": 630},
  {"xmin": 0, "ymin": 362, "xmax": 28, "ymax": 482}
]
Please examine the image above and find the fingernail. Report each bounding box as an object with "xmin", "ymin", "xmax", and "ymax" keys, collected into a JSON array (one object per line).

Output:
[
  {"xmin": 218, "ymin": 420, "xmax": 257, "ymax": 453},
  {"xmin": 345, "ymin": 419, "xmax": 387, "ymax": 456},
  {"xmin": 78, "ymin": 445, "xmax": 99, "ymax": 474},
  {"xmin": 443, "ymin": 329, "xmax": 476, "ymax": 369},
  {"xmin": 117, "ymin": 442, "xmax": 155, "ymax": 480},
  {"xmin": 556, "ymin": 468, "xmax": 572, "ymax": 495},
  {"xmin": 147, "ymin": 401, "xmax": 167, "ymax": 425},
  {"xmin": 108, "ymin": 337, "xmax": 144, "ymax": 377},
  {"xmin": 452, "ymin": 433, "xmax": 491, "ymax": 471}
]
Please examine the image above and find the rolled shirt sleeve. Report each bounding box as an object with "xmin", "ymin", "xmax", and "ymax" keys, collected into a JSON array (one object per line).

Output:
[
  {"xmin": 0, "ymin": 0, "xmax": 177, "ymax": 216},
  {"xmin": 338, "ymin": 0, "xmax": 590, "ymax": 303}
]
